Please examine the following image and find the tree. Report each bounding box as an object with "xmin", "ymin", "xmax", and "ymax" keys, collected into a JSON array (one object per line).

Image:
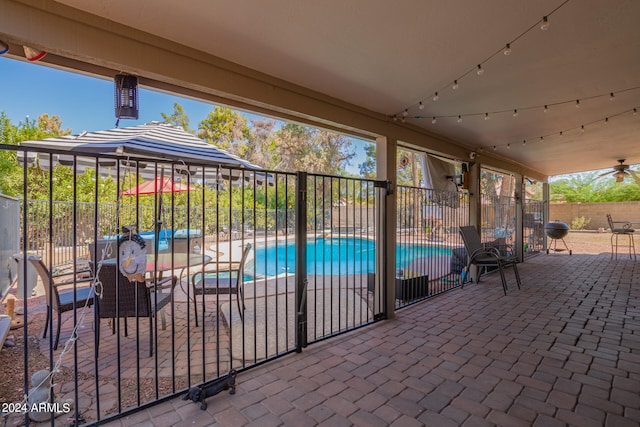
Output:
[
  {"xmin": 359, "ymin": 143, "xmax": 376, "ymax": 179},
  {"xmin": 198, "ymin": 106, "xmax": 250, "ymax": 155},
  {"xmin": 161, "ymin": 102, "xmax": 192, "ymax": 132},
  {"xmin": 0, "ymin": 114, "xmax": 73, "ymax": 198},
  {"xmin": 550, "ymin": 172, "xmax": 640, "ymax": 202}
]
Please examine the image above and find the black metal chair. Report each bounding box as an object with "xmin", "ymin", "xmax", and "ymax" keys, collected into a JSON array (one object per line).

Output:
[
  {"xmin": 606, "ymin": 213, "xmax": 636, "ymax": 260},
  {"xmin": 459, "ymin": 226, "xmax": 522, "ymax": 295},
  {"xmin": 28, "ymin": 255, "xmax": 95, "ymax": 350},
  {"xmin": 190, "ymin": 243, "xmax": 252, "ymax": 326},
  {"xmin": 95, "ymin": 263, "xmax": 176, "ymax": 356}
]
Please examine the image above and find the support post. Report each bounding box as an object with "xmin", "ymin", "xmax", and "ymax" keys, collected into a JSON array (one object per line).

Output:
[
  {"xmin": 376, "ymin": 136, "xmax": 396, "ymax": 319},
  {"xmin": 295, "ymin": 171, "xmax": 307, "ymax": 352}
]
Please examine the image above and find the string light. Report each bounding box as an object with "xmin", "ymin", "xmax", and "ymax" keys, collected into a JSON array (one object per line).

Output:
[
  {"xmin": 484, "ymin": 113, "xmax": 490, "ymax": 120},
  {"xmin": 432, "ymin": 117, "xmax": 437, "ymax": 124},
  {"xmin": 457, "ymin": 115, "xmax": 462, "ymax": 123},
  {"xmin": 540, "ymin": 16, "xmax": 550, "ymax": 31},
  {"xmin": 610, "ymin": 93, "xmax": 615, "ymax": 101},
  {"xmin": 394, "ymin": 86, "xmax": 640, "ymax": 124},
  {"xmin": 393, "ymin": 1, "xmax": 573, "ymax": 118},
  {"xmin": 493, "ymin": 145, "xmax": 497, "ymax": 151},
  {"xmin": 475, "ymin": 106, "xmax": 638, "ymax": 152},
  {"xmin": 506, "ymin": 143, "xmax": 511, "ymax": 149}
]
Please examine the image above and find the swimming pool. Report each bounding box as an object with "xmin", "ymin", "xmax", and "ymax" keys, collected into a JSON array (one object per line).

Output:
[{"xmin": 247, "ymin": 237, "xmax": 450, "ymax": 277}]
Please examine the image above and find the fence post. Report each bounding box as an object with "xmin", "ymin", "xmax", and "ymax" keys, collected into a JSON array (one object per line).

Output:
[{"xmin": 295, "ymin": 172, "xmax": 307, "ymax": 352}]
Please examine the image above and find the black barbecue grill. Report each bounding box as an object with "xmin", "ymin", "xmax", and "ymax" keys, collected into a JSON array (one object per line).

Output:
[{"xmin": 545, "ymin": 221, "xmax": 572, "ymax": 255}]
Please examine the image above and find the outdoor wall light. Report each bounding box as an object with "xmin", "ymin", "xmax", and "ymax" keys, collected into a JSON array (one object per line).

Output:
[
  {"xmin": 23, "ymin": 45, "xmax": 47, "ymax": 61},
  {"xmin": 114, "ymin": 74, "xmax": 139, "ymax": 120}
]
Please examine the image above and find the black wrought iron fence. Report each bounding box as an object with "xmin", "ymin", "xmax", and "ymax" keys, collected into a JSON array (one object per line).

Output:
[
  {"xmin": 523, "ymin": 200, "xmax": 545, "ymax": 256},
  {"xmin": 395, "ymin": 185, "xmax": 470, "ymax": 309},
  {"xmin": 0, "ymin": 144, "xmax": 387, "ymax": 426}
]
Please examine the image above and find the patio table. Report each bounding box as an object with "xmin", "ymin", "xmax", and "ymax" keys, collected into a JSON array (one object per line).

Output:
[{"xmin": 101, "ymin": 253, "xmax": 212, "ymax": 282}]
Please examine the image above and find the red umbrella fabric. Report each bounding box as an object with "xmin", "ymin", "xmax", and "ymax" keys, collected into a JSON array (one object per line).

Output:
[{"xmin": 121, "ymin": 176, "xmax": 195, "ymax": 196}]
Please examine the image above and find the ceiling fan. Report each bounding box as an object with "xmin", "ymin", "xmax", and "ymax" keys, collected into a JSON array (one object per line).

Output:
[{"xmin": 596, "ymin": 159, "xmax": 639, "ymax": 183}]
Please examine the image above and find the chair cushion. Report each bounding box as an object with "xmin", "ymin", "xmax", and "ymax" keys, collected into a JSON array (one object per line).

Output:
[
  {"xmin": 194, "ymin": 277, "xmax": 238, "ymax": 295},
  {"xmin": 58, "ymin": 287, "xmax": 94, "ymax": 310},
  {"xmin": 613, "ymin": 227, "xmax": 635, "ymax": 233}
]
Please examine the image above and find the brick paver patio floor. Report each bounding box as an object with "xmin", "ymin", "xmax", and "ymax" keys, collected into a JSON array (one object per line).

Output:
[{"xmin": 102, "ymin": 253, "xmax": 640, "ymax": 426}]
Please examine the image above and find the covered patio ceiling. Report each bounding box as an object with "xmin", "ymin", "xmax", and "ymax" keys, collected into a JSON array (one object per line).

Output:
[{"xmin": 2, "ymin": 0, "xmax": 639, "ymax": 178}]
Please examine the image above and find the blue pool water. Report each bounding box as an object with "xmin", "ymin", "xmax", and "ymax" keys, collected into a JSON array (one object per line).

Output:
[{"xmin": 248, "ymin": 237, "xmax": 450, "ymax": 277}]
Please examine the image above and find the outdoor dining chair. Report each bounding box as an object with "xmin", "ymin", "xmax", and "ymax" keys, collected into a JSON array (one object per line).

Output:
[
  {"xmin": 189, "ymin": 243, "xmax": 252, "ymax": 326},
  {"xmin": 459, "ymin": 226, "xmax": 522, "ymax": 295},
  {"xmin": 27, "ymin": 255, "xmax": 95, "ymax": 350},
  {"xmin": 95, "ymin": 263, "xmax": 176, "ymax": 357},
  {"xmin": 606, "ymin": 213, "xmax": 636, "ymax": 260}
]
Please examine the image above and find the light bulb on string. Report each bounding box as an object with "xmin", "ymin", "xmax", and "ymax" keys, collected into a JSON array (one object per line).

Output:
[
  {"xmin": 576, "ymin": 100, "xmax": 580, "ymax": 108},
  {"xmin": 540, "ymin": 16, "xmax": 550, "ymax": 31},
  {"xmin": 513, "ymin": 109, "xmax": 518, "ymax": 117},
  {"xmin": 540, "ymin": 136, "xmax": 544, "ymax": 143},
  {"xmin": 506, "ymin": 143, "xmax": 511, "ymax": 149},
  {"xmin": 403, "ymin": 109, "xmax": 408, "ymax": 117},
  {"xmin": 581, "ymin": 125, "xmax": 585, "ymax": 133},
  {"xmin": 401, "ymin": 117, "xmax": 406, "ymax": 123},
  {"xmin": 559, "ymin": 131, "xmax": 563, "ymax": 137},
  {"xmin": 522, "ymin": 140, "xmax": 527, "ymax": 146},
  {"xmin": 452, "ymin": 80, "xmax": 459, "ymax": 90},
  {"xmin": 492, "ymin": 145, "xmax": 497, "ymax": 151},
  {"xmin": 610, "ymin": 93, "xmax": 615, "ymax": 101},
  {"xmin": 419, "ymin": 102, "xmax": 425, "ymax": 110},
  {"xmin": 476, "ymin": 64, "xmax": 484, "ymax": 76},
  {"xmin": 457, "ymin": 115, "xmax": 462, "ymax": 123},
  {"xmin": 484, "ymin": 113, "xmax": 490, "ymax": 120},
  {"xmin": 393, "ymin": 115, "xmax": 398, "ymax": 122},
  {"xmin": 503, "ymin": 43, "xmax": 512, "ymax": 56},
  {"xmin": 433, "ymin": 92, "xmax": 439, "ymax": 101},
  {"xmin": 634, "ymin": 108, "xmax": 638, "ymax": 115},
  {"xmin": 544, "ymin": 105, "xmax": 548, "ymax": 113},
  {"xmin": 431, "ymin": 117, "xmax": 437, "ymax": 124},
  {"xmin": 605, "ymin": 117, "xmax": 609, "ymax": 124}
]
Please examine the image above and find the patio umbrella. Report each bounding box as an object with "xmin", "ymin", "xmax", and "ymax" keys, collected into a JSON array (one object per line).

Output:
[
  {"xmin": 120, "ymin": 174, "xmax": 197, "ymax": 250},
  {"xmin": 18, "ymin": 121, "xmax": 272, "ymax": 185},
  {"xmin": 120, "ymin": 176, "xmax": 195, "ymax": 196}
]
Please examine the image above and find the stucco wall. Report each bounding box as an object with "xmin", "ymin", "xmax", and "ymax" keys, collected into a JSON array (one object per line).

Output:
[{"xmin": 549, "ymin": 202, "xmax": 640, "ymax": 229}]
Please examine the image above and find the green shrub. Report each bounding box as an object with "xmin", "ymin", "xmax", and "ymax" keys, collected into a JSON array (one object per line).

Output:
[{"xmin": 570, "ymin": 216, "xmax": 591, "ymax": 230}]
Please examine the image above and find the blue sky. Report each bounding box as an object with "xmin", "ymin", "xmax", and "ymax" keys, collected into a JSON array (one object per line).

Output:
[{"xmin": 0, "ymin": 56, "xmax": 370, "ymax": 174}]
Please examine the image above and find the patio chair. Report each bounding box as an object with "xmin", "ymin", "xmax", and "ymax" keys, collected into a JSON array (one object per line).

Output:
[
  {"xmin": 95, "ymin": 263, "xmax": 176, "ymax": 356},
  {"xmin": 27, "ymin": 255, "xmax": 95, "ymax": 350},
  {"xmin": 459, "ymin": 226, "xmax": 522, "ymax": 295},
  {"xmin": 190, "ymin": 243, "xmax": 252, "ymax": 326},
  {"xmin": 88, "ymin": 240, "xmax": 116, "ymax": 275},
  {"xmin": 606, "ymin": 213, "xmax": 636, "ymax": 260}
]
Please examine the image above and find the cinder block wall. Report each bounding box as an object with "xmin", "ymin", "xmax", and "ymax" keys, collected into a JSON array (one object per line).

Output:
[{"xmin": 549, "ymin": 202, "xmax": 640, "ymax": 229}]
